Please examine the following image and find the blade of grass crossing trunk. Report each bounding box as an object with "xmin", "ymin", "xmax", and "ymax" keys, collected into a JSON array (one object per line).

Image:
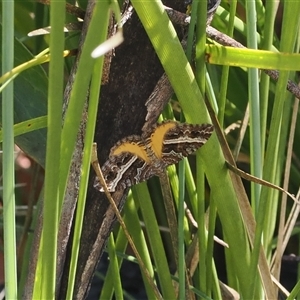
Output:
[
  {"xmin": 65, "ymin": 3, "xmax": 110, "ymax": 297},
  {"xmin": 58, "ymin": 1, "xmax": 111, "ymax": 204}
]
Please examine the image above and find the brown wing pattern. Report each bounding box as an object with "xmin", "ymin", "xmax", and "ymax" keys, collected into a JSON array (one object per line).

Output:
[
  {"xmin": 94, "ymin": 121, "xmax": 214, "ymax": 192},
  {"xmin": 94, "ymin": 135, "xmax": 156, "ymax": 192},
  {"xmin": 161, "ymin": 123, "xmax": 214, "ymax": 166},
  {"xmin": 94, "ymin": 152, "xmax": 149, "ymax": 192}
]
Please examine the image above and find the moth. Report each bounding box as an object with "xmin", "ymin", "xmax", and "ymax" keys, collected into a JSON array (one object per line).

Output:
[{"xmin": 94, "ymin": 120, "xmax": 214, "ymax": 192}]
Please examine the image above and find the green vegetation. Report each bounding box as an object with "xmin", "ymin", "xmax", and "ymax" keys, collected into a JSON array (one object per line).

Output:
[{"xmin": 1, "ymin": 0, "xmax": 300, "ymax": 299}]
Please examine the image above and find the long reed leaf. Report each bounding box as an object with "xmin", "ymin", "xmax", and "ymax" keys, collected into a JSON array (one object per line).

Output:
[{"xmin": 1, "ymin": 1, "xmax": 17, "ymax": 298}]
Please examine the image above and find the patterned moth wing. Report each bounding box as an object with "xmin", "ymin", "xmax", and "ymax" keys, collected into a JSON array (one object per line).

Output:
[
  {"xmin": 160, "ymin": 122, "xmax": 214, "ymax": 166},
  {"xmin": 94, "ymin": 135, "xmax": 158, "ymax": 192},
  {"xmin": 94, "ymin": 121, "xmax": 214, "ymax": 192}
]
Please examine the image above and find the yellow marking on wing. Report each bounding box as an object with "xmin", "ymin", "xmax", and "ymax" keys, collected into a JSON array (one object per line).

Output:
[
  {"xmin": 112, "ymin": 141, "xmax": 150, "ymax": 162},
  {"xmin": 150, "ymin": 121, "xmax": 177, "ymax": 158}
]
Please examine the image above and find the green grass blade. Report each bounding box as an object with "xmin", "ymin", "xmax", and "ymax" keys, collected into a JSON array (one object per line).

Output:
[
  {"xmin": 217, "ymin": 0, "xmax": 237, "ymax": 125},
  {"xmin": 132, "ymin": 183, "xmax": 176, "ymax": 299},
  {"xmin": 66, "ymin": 3, "xmax": 109, "ymax": 297},
  {"xmin": 178, "ymin": 160, "xmax": 185, "ymax": 299},
  {"xmin": 206, "ymin": 45, "xmax": 300, "ymax": 70},
  {"xmin": 1, "ymin": 1, "xmax": 18, "ymax": 298},
  {"xmin": 196, "ymin": 164, "xmax": 207, "ymax": 295},
  {"xmin": 260, "ymin": 0, "xmax": 278, "ymax": 152},
  {"xmin": 195, "ymin": 0, "xmax": 207, "ymax": 93},
  {"xmin": 287, "ymin": 277, "xmax": 300, "ymax": 300},
  {"xmin": 245, "ymin": 0, "xmax": 262, "ymax": 218},
  {"xmin": 195, "ymin": 1, "xmax": 208, "ymax": 294},
  {"xmin": 123, "ymin": 193, "xmax": 156, "ymax": 298},
  {"xmin": 0, "ymin": 50, "xmax": 51, "ymax": 86},
  {"xmin": 33, "ymin": 0, "xmax": 66, "ymax": 298},
  {"xmin": 58, "ymin": 0, "xmax": 111, "ymax": 206},
  {"xmin": 107, "ymin": 234, "xmax": 123, "ymax": 300},
  {"xmin": 0, "ymin": 116, "xmax": 47, "ymax": 142}
]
